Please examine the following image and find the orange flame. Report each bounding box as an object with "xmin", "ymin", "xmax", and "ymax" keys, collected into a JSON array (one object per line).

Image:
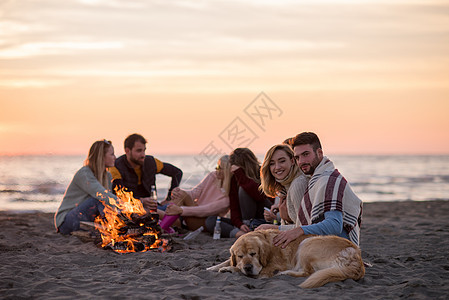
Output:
[{"xmin": 94, "ymin": 187, "xmax": 169, "ymax": 253}]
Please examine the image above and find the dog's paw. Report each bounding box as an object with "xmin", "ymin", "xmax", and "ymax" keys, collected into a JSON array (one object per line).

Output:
[
  {"xmin": 274, "ymin": 271, "xmax": 288, "ymax": 276},
  {"xmin": 219, "ymin": 266, "xmax": 237, "ymax": 273},
  {"xmin": 206, "ymin": 259, "xmax": 231, "ymax": 272},
  {"xmin": 276, "ymin": 270, "xmax": 292, "ymax": 276}
]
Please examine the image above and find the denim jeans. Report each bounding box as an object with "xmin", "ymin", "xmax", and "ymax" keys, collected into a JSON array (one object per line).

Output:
[{"xmin": 58, "ymin": 197, "xmax": 105, "ymax": 235}]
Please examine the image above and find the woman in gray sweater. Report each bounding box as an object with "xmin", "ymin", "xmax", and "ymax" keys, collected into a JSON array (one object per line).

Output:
[{"xmin": 54, "ymin": 139, "xmax": 117, "ymax": 234}]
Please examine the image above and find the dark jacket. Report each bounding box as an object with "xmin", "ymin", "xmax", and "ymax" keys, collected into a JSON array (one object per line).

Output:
[
  {"xmin": 229, "ymin": 168, "xmax": 273, "ymax": 228},
  {"xmin": 113, "ymin": 155, "xmax": 183, "ymax": 201}
]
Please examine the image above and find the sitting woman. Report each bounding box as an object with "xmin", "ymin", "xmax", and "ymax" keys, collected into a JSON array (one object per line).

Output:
[
  {"xmin": 256, "ymin": 144, "xmax": 309, "ymax": 231},
  {"xmin": 54, "ymin": 140, "xmax": 117, "ymax": 235},
  {"xmin": 205, "ymin": 148, "xmax": 273, "ymax": 238},
  {"xmin": 164, "ymin": 155, "xmax": 232, "ymax": 231},
  {"xmin": 258, "ymin": 133, "xmax": 362, "ymax": 248}
]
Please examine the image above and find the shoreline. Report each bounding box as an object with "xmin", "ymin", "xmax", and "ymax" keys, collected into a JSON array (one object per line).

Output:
[
  {"xmin": 2, "ymin": 198, "xmax": 449, "ymax": 215},
  {"xmin": 1, "ymin": 200, "xmax": 448, "ymax": 299}
]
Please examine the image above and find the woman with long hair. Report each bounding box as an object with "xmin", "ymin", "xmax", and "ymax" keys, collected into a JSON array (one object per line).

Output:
[
  {"xmin": 165, "ymin": 155, "xmax": 232, "ymax": 231},
  {"xmin": 257, "ymin": 144, "xmax": 309, "ymax": 231},
  {"xmin": 54, "ymin": 139, "xmax": 117, "ymax": 234},
  {"xmin": 206, "ymin": 148, "xmax": 273, "ymax": 238}
]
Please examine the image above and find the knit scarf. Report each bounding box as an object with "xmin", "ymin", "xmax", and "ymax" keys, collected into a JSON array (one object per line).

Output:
[{"xmin": 297, "ymin": 156, "xmax": 362, "ymax": 245}]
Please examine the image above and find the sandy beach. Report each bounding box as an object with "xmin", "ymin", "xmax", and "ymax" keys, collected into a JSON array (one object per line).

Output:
[{"xmin": 1, "ymin": 200, "xmax": 448, "ymax": 299}]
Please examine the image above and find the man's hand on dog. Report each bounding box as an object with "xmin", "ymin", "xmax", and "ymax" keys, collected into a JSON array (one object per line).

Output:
[{"xmin": 273, "ymin": 227, "xmax": 305, "ymax": 248}]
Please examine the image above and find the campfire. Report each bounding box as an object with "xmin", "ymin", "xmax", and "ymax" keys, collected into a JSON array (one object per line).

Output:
[{"xmin": 94, "ymin": 187, "xmax": 170, "ymax": 254}]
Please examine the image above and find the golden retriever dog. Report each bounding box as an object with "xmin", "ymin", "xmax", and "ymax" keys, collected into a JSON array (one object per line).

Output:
[{"xmin": 207, "ymin": 229, "xmax": 365, "ymax": 288}]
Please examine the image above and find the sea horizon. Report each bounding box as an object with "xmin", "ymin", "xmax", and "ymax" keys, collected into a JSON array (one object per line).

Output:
[
  {"xmin": 1, "ymin": 152, "xmax": 449, "ymax": 157},
  {"xmin": 1, "ymin": 154, "xmax": 449, "ymax": 213}
]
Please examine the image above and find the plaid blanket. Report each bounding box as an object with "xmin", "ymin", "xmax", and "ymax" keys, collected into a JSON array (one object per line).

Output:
[{"xmin": 298, "ymin": 157, "xmax": 362, "ymax": 245}]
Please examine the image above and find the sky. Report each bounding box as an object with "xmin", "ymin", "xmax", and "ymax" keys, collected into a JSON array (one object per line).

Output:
[{"xmin": 1, "ymin": 0, "xmax": 448, "ymax": 156}]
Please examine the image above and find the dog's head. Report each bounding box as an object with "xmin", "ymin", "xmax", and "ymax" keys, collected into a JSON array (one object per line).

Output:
[{"xmin": 229, "ymin": 230, "xmax": 275, "ymax": 277}]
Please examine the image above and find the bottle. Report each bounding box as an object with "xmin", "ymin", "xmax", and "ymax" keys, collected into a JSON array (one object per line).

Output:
[
  {"xmin": 151, "ymin": 185, "xmax": 157, "ymax": 203},
  {"xmin": 183, "ymin": 226, "xmax": 204, "ymax": 240},
  {"xmin": 213, "ymin": 217, "xmax": 221, "ymax": 240},
  {"xmin": 149, "ymin": 185, "xmax": 157, "ymax": 213}
]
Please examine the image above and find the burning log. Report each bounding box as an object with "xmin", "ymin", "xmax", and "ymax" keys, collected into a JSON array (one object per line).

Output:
[
  {"xmin": 114, "ymin": 212, "xmax": 160, "ymax": 237},
  {"xmin": 94, "ymin": 188, "xmax": 170, "ymax": 253},
  {"xmin": 122, "ymin": 212, "xmax": 160, "ymax": 228}
]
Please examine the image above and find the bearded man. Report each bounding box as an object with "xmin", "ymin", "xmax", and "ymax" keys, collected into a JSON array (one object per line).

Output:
[
  {"xmin": 273, "ymin": 132, "xmax": 362, "ymax": 248},
  {"xmin": 110, "ymin": 133, "xmax": 182, "ymax": 213}
]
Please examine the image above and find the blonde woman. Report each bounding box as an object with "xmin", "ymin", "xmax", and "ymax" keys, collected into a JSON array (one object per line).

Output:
[
  {"xmin": 256, "ymin": 144, "xmax": 309, "ymax": 231},
  {"xmin": 205, "ymin": 148, "xmax": 273, "ymax": 238},
  {"xmin": 54, "ymin": 140, "xmax": 117, "ymax": 234},
  {"xmin": 165, "ymin": 155, "xmax": 232, "ymax": 230}
]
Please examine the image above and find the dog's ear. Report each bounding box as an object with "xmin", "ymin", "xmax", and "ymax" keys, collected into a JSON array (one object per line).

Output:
[
  {"xmin": 259, "ymin": 239, "xmax": 272, "ymax": 267},
  {"xmin": 230, "ymin": 249, "xmax": 237, "ymax": 266}
]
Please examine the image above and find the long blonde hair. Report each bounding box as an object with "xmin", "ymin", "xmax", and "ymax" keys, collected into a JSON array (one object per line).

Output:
[
  {"xmin": 230, "ymin": 148, "xmax": 261, "ymax": 183},
  {"xmin": 217, "ymin": 155, "xmax": 232, "ymax": 196},
  {"xmin": 260, "ymin": 144, "xmax": 299, "ymax": 198},
  {"xmin": 84, "ymin": 140, "xmax": 112, "ymax": 189}
]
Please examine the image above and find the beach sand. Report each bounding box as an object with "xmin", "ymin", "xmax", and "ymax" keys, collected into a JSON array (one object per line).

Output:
[{"xmin": 1, "ymin": 200, "xmax": 448, "ymax": 299}]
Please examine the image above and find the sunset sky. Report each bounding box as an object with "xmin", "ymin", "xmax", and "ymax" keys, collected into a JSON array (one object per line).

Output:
[{"xmin": 1, "ymin": 0, "xmax": 448, "ymax": 156}]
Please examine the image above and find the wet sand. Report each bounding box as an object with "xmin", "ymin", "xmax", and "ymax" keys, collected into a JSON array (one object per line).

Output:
[{"xmin": 1, "ymin": 200, "xmax": 448, "ymax": 299}]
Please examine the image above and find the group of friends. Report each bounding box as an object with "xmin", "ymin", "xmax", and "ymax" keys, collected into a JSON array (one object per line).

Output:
[{"xmin": 54, "ymin": 132, "xmax": 363, "ymax": 248}]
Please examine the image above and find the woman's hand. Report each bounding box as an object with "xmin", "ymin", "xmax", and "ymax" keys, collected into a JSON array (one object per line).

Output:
[
  {"xmin": 230, "ymin": 165, "xmax": 240, "ymax": 173},
  {"xmin": 264, "ymin": 208, "xmax": 276, "ymax": 222},
  {"xmin": 264, "ymin": 204, "xmax": 279, "ymax": 222},
  {"xmin": 264, "ymin": 210, "xmax": 276, "ymax": 222},
  {"xmin": 278, "ymin": 195, "xmax": 293, "ymax": 223},
  {"xmin": 171, "ymin": 187, "xmax": 189, "ymax": 205},
  {"xmin": 240, "ymin": 224, "xmax": 250, "ymax": 233},
  {"xmin": 165, "ymin": 204, "xmax": 183, "ymax": 215}
]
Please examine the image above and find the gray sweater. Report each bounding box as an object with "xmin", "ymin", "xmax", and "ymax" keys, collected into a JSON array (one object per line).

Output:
[{"xmin": 54, "ymin": 166, "xmax": 117, "ymax": 229}]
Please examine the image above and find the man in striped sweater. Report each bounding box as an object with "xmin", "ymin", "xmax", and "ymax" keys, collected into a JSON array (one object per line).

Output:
[{"xmin": 273, "ymin": 132, "xmax": 362, "ymax": 248}]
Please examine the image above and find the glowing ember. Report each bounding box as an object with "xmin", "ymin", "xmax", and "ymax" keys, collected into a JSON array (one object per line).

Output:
[{"xmin": 94, "ymin": 187, "xmax": 170, "ymax": 253}]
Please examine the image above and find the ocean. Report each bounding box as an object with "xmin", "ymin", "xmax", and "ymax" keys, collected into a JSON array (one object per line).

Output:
[{"xmin": 1, "ymin": 154, "xmax": 448, "ymax": 213}]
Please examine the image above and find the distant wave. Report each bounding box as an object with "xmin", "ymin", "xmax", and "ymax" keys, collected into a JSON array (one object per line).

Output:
[
  {"xmin": 10, "ymin": 198, "xmax": 58, "ymax": 203},
  {"xmin": 351, "ymin": 174, "xmax": 449, "ymax": 186},
  {"xmin": 0, "ymin": 183, "xmax": 65, "ymax": 195}
]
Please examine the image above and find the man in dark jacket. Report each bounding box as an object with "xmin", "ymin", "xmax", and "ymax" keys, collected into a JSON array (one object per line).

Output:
[{"xmin": 109, "ymin": 133, "xmax": 183, "ymax": 212}]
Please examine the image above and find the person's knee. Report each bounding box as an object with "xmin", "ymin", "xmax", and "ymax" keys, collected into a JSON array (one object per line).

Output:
[
  {"xmin": 58, "ymin": 223, "xmax": 71, "ymax": 235},
  {"xmin": 204, "ymin": 216, "xmax": 217, "ymax": 233},
  {"xmin": 58, "ymin": 217, "xmax": 78, "ymax": 235}
]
